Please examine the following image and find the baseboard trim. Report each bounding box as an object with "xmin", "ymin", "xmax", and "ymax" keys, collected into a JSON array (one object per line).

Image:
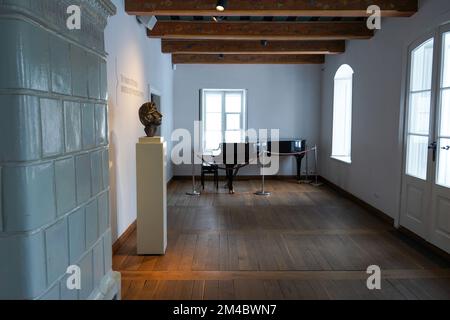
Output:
[
  {"xmin": 319, "ymin": 176, "xmax": 394, "ymax": 225},
  {"xmin": 319, "ymin": 176, "xmax": 450, "ymax": 262},
  {"xmin": 397, "ymin": 226, "xmax": 450, "ymax": 263},
  {"xmin": 113, "ymin": 178, "xmax": 173, "ymax": 254},
  {"xmin": 167, "ymin": 176, "xmax": 175, "ymax": 185},
  {"xmin": 113, "ymin": 220, "xmax": 136, "ymax": 254},
  {"xmin": 172, "ymin": 175, "xmax": 299, "ymax": 181}
]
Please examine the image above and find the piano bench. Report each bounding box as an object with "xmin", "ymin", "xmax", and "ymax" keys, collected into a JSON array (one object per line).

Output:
[{"xmin": 201, "ymin": 164, "xmax": 219, "ymax": 190}]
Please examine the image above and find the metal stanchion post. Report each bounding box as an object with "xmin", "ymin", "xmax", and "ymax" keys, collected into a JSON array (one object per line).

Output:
[
  {"xmin": 186, "ymin": 150, "xmax": 200, "ymax": 196},
  {"xmin": 311, "ymin": 145, "xmax": 323, "ymax": 187},
  {"xmin": 299, "ymin": 144, "xmax": 312, "ymax": 184},
  {"xmin": 255, "ymin": 143, "xmax": 271, "ymax": 196}
]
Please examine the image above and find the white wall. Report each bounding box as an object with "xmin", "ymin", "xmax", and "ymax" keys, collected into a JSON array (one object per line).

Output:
[
  {"xmin": 105, "ymin": 0, "xmax": 174, "ymax": 242},
  {"xmin": 173, "ymin": 64, "xmax": 322, "ymax": 176},
  {"xmin": 320, "ymin": 0, "xmax": 450, "ymax": 219}
]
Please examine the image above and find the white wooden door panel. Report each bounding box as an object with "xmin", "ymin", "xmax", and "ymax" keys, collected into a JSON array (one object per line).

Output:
[
  {"xmin": 400, "ymin": 35, "xmax": 435, "ymax": 239},
  {"xmin": 401, "ymin": 26, "xmax": 450, "ymax": 253},
  {"xmin": 429, "ymin": 27, "xmax": 450, "ymax": 253}
]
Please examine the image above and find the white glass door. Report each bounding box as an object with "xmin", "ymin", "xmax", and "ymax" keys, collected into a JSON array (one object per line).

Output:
[
  {"xmin": 400, "ymin": 36, "xmax": 436, "ymax": 238},
  {"xmin": 429, "ymin": 27, "xmax": 450, "ymax": 253},
  {"xmin": 436, "ymin": 31, "xmax": 450, "ymax": 188},
  {"xmin": 401, "ymin": 25, "xmax": 450, "ymax": 254}
]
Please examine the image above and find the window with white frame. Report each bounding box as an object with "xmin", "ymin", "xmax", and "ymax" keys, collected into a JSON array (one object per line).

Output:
[
  {"xmin": 201, "ymin": 89, "xmax": 247, "ymax": 153},
  {"xmin": 332, "ymin": 64, "xmax": 354, "ymax": 163}
]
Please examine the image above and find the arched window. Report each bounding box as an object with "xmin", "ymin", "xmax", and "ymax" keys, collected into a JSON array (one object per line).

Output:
[{"xmin": 332, "ymin": 64, "xmax": 354, "ymax": 163}]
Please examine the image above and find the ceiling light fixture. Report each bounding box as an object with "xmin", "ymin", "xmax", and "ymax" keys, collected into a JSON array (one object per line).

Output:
[{"xmin": 216, "ymin": 0, "xmax": 227, "ymax": 12}]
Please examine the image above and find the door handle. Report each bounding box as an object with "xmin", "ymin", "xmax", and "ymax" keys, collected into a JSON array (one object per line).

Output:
[
  {"xmin": 442, "ymin": 145, "xmax": 450, "ymax": 151},
  {"xmin": 429, "ymin": 142, "xmax": 437, "ymax": 162}
]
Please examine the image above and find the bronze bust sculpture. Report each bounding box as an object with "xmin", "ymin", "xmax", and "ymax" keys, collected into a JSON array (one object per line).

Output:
[{"xmin": 139, "ymin": 102, "xmax": 162, "ymax": 137}]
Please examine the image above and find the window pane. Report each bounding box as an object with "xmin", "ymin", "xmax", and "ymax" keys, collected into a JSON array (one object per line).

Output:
[
  {"xmin": 225, "ymin": 131, "xmax": 242, "ymax": 143},
  {"xmin": 406, "ymin": 135, "xmax": 429, "ymax": 180},
  {"xmin": 204, "ymin": 131, "xmax": 222, "ymax": 151},
  {"xmin": 442, "ymin": 32, "xmax": 450, "ymax": 88},
  {"xmin": 225, "ymin": 93, "xmax": 242, "ymax": 113},
  {"xmin": 335, "ymin": 64, "xmax": 354, "ymax": 80},
  {"xmin": 205, "ymin": 92, "xmax": 222, "ymax": 113},
  {"xmin": 206, "ymin": 113, "xmax": 222, "ymax": 132},
  {"xmin": 409, "ymin": 91, "xmax": 431, "ymax": 135},
  {"xmin": 226, "ymin": 114, "xmax": 240, "ymax": 130},
  {"xmin": 440, "ymin": 88, "xmax": 450, "ymax": 137},
  {"xmin": 437, "ymin": 138, "xmax": 450, "ymax": 188},
  {"xmin": 332, "ymin": 78, "xmax": 352, "ymax": 158},
  {"xmin": 410, "ymin": 38, "xmax": 434, "ymax": 91},
  {"xmin": 202, "ymin": 89, "xmax": 246, "ymax": 152}
]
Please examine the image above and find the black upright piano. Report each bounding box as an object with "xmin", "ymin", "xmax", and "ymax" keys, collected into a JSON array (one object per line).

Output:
[{"xmin": 212, "ymin": 139, "xmax": 306, "ymax": 193}]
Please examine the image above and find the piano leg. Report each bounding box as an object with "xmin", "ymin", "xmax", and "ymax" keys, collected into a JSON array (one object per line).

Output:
[
  {"xmin": 295, "ymin": 155, "xmax": 303, "ymax": 182},
  {"xmin": 225, "ymin": 165, "xmax": 235, "ymax": 194}
]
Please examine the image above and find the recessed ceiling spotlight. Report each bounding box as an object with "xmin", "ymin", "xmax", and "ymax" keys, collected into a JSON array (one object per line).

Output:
[{"xmin": 216, "ymin": 0, "xmax": 227, "ymax": 12}]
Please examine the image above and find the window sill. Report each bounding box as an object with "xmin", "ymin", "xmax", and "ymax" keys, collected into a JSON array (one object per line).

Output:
[{"xmin": 331, "ymin": 156, "xmax": 352, "ymax": 164}]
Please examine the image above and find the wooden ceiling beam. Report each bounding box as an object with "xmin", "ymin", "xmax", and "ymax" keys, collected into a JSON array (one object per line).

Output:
[
  {"xmin": 126, "ymin": 0, "xmax": 417, "ymax": 17},
  {"xmin": 149, "ymin": 21, "xmax": 373, "ymax": 40},
  {"xmin": 162, "ymin": 40, "xmax": 345, "ymax": 55},
  {"xmin": 172, "ymin": 54, "xmax": 325, "ymax": 64}
]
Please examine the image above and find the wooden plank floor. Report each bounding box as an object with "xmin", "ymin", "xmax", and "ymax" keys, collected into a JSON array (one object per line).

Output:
[{"xmin": 114, "ymin": 179, "xmax": 450, "ymax": 300}]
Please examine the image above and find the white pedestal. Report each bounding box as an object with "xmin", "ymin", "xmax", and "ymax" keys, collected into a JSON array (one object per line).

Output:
[{"xmin": 136, "ymin": 136, "xmax": 167, "ymax": 255}]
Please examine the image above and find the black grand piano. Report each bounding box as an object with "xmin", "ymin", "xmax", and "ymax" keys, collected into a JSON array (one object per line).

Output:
[{"xmin": 211, "ymin": 139, "xmax": 306, "ymax": 193}]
